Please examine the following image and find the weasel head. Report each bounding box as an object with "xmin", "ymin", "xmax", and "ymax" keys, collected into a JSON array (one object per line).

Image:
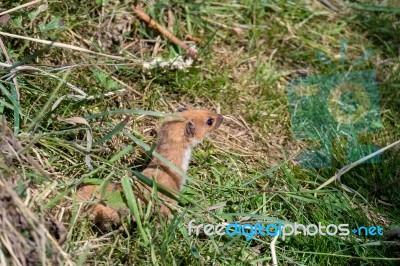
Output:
[
  {"xmin": 175, "ymin": 108, "xmax": 223, "ymax": 146},
  {"xmin": 158, "ymin": 109, "xmax": 223, "ymax": 147}
]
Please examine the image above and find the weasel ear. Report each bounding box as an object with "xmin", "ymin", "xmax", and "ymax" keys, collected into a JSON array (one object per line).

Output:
[
  {"xmin": 176, "ymin": 107, "xmax": 188, "ymax": 112},
  {"xmin": 185, "ymin": 121, "xmax": 195, "ymax": 137}
]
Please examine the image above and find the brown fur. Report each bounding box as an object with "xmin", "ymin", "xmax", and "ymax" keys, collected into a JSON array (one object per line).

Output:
[{"xmin": 76, "ymin": 109, "xmax": 223, "ymax": 228}]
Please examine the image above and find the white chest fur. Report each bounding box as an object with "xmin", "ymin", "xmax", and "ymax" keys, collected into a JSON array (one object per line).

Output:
[{"xmin": 181, "ymin": 147, "xmax": 192, "ymax": 173}]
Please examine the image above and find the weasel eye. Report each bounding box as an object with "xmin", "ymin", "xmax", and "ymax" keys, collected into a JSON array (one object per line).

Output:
[{"xmin": 206, "ymin": 118, "xmax": 214, "ymax": 126}]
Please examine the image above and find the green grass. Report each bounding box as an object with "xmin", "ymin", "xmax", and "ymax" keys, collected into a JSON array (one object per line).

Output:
[{"xmin": 0, "ymin": 0, "xmax": 399, "ymax": 265}]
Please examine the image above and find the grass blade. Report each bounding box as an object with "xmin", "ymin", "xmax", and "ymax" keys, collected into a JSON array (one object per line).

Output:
[
  {"xmin": 121, "ymin": 176, "xmax": 149, "ymax": 246},
  {"xmin": 84, "ymin": 109, "xmax": 179, "ymax": 120},
  {"xmin": 95, "ymin": 117, "xmax": 130, "ymax": 145},
  {"xmin": 28, "ymin": 69, "xmax": 71, "ymax": 132}
]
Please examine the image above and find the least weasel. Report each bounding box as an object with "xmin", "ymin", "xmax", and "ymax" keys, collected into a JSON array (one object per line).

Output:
[{"xmin": 76, "ymin": 108, "xmax": 223, "ymax": 228}]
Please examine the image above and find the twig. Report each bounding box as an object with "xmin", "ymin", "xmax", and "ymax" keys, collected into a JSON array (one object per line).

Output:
[
  {"xmin": 0, "ymin": 62, "xmax": 38, "ymax": 71},
  {"xmin": 317, "ymin": 0, "xmax": 340, "ymax": 12},
  {"xmin": 0, "ymin": 62, "xmax": 134, "ymax": 102},
  {"xmin": 132, "ymin": 6, "xmax": 197, "ymax": 57},
  {"xmin": 270, "ymin": 229, "xmax": 279, "ymax": 266},
  {"xmin": 314, "ymin": 139, "xmax": 400, "ymax": 197},
  {"xmin": 0, "ymin": 62, "xmax": 87, "ymax": 97},
  {"xmin": 0, "ymin": 31, "xmax": 134, "ymax": 61},
  {"xmin": 0, "ymin": 0, "xmax": 41, "ymax": 16}
]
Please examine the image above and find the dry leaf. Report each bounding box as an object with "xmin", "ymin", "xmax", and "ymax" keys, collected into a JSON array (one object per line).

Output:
[
  {"xmin": 58, "ymin": 116, "xmax": 90, "ymax": 127},
  {"xmin": 37, "ymin": 3, "xmax": 48, "ymax": 13},
  {"xmin": 58, "ymin": 116, "xmax": 93, "ymax": 169},
  {"xmin": 0, "ymin": 14, "xmax": 10, "ymax": 25}
]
